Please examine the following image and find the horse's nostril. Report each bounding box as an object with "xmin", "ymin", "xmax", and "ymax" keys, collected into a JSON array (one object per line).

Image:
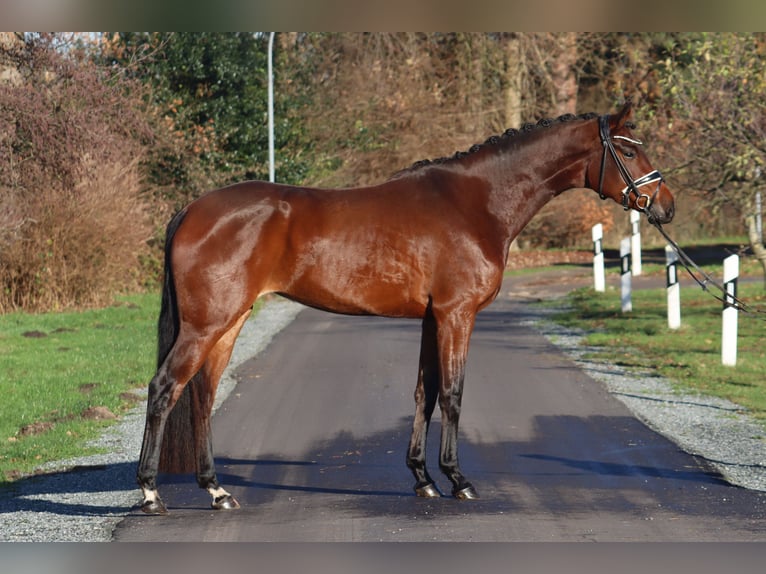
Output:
[{"xmin": 666, "ymin": 203, "xmax": 675, "ymax": 222}]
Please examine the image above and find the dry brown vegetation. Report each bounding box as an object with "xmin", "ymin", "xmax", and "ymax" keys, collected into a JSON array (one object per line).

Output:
[{"xmin": 0, "ymin": 34, "xmax": 153, "ymax": 312}]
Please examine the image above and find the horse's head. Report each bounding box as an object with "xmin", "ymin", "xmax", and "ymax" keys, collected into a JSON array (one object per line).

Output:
[{"xmin": 586, "ymin": 102, "xmax": 675, "ymax": 224}]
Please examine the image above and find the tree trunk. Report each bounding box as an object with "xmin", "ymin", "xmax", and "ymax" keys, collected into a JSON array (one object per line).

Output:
[
  {"xmin": 503, "ymin": 34, "xmax": 523, "ymax": 130},
  {"xmin": 550, "ymin": 32, "xmax": 578, "ymax": 115},
  {"xmin": 503, "ymin": 34, "xmax": 523, "ymax": 252},
  {"xmin": 745, "ymin": 210, "xmax": 766, "ymax": 289},
  {"xmin": 468, "ymin": 34, "xmax": 486, "ymax": 137}
]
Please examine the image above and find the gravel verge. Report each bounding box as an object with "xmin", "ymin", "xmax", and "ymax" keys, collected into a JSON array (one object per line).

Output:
[
  {"xmin": 0, "ymin": 297, "xmax": 304, "ymax": 542},
  {"xmin": 2, "ymin": 292, "xmax": 764, "ymax": 542}
]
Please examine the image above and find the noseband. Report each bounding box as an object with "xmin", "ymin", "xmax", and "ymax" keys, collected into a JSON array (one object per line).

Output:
[{"xmin": 598, "ymin": 115, "xmax": 664, "ymax": 212}]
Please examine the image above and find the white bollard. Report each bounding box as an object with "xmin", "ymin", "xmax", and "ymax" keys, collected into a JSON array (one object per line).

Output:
[
  {"xmin": 722, "ymin": 254, "xmax": 739, "ymax": 367},
  {"xmin": 665, "ymin": 245, "xmax": 681, "ymax": 329},
  {"xmin": 630, "ymin": 210, "xmax": 642, "ymax": 276},
  {"xmin": 592, "ymin": 223, "xmax": 605, "ymax": 292},
  {"xmin": 620, "ymin": 237, "xmax": 632, "ymax": 313}
]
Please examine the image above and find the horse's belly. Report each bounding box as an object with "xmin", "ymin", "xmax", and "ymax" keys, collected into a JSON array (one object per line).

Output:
[
  {"xmin": 288, "ymin": 275, "xmax": 428, "ymax": 318},
  {"xmin": 277, "ymin": 251, "xmax": 430, "ymax": 318}
]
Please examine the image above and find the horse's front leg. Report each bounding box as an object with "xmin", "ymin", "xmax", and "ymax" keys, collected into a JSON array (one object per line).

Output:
[
  {"xmin": 407, "ymin": 306, "xmax": 441, "ymax": 497},
  {"xmin": 435, "ymin": 307, "xmax": 480, "ymax": 500}
]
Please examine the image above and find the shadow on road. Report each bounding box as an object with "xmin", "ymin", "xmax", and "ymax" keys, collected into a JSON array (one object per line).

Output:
[
  {"xmin": 138, "ymin": 412, "xmax": 757, "ymax": 521},
  {"xmin": 0, "ymin": 460, "xmax": 137, "ymax": 517}
]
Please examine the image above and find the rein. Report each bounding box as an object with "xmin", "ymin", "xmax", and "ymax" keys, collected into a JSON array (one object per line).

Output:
[{"xmin": 650, "ymin": 221, "xmax": 766, "ymax": 317}]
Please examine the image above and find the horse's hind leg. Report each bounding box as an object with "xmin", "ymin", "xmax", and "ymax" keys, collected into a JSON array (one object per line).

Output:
[
  {"xmin": 406, "ymin": 305, "xmax": 441, "ymax": 497},
  {"xmin": 137, "ymin": 331, "xmax": 220, "ymax": 515},
  {"xmin": 137, "ymin": 371, "xmax": 174, "ymax": 515},
  {"xmin": 195, "ymin": 309, "xmax": 252, "ymax": 510},
  {"xmin": 137, "ymin": 310, "xmax": 250, "ymax": 514}
]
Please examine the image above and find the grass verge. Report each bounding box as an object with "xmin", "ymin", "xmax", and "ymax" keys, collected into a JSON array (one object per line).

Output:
[
  {"xmin": 0, "ymin": 293, "xmax": 159, "ymax": 483},
  {"xmin": 547, "ymin": 280, "xmax": 766, "ymax": 422}
]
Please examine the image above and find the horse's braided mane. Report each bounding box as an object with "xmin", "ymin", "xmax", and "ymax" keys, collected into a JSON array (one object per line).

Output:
[{"xmin": 389, "ymin": 111, "xmax": 601, "ymax": 179}]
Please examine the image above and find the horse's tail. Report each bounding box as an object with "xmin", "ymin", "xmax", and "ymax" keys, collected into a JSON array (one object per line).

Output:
[{"xmin": 156, "ymin": 208, "xmax": 206, "ymax": 474}]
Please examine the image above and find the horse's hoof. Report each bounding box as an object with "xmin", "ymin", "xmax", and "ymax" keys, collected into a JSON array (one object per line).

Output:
[
  {"xmin": 212, "ymin": 494, "xmax": 240, "ymax": 510},
  {"xmin": 141, "ymin": 498, "xmax": 168, "ymax": 515},
  {"xmin": 453, "ymin": 483, "xmax": 479, "ymax": 500},
  {"xmin": 414, "ymin": 482, "xmax": 441, "ymax": 498}
]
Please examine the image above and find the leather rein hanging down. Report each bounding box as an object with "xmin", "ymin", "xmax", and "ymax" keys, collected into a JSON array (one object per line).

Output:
[{"xmin": 652, "ymin": 221, "xmax": 765, "ymax": 317}]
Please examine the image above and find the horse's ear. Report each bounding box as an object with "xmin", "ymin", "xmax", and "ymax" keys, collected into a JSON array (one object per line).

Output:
[{"xmin": 612, "ymin": 100, "xmax": 634, "ymax": 129}]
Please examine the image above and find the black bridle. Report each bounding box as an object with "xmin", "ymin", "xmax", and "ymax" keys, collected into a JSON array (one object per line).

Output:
[
  {"xmin": 598, "ymin": 115, "xmax": 764, "ymax": 318},
  {"xmin": 598, "ymin": 115, "xmax": 664, "ymax": 213}
]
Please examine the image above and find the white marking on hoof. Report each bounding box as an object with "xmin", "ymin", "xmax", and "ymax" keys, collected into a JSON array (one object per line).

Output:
[
  {"xmin": 208, "ymin": 485, "xmax": 240, "ymax": 510},
  {"xmin": 207, "ymin": 485, "xmax": 229, "ymax": 500},
  {"xmin": 141, "ymin": 487, "xmax": 159, "ymax": 504},
  {"xmin": 140, "ymin": 487, "xmax": 168, "ymax": 515}
]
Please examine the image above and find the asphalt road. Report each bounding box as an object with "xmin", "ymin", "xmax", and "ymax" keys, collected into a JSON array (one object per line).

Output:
[{"xmin": 114, "ymin": 294, "xmax": 766, "ymax": 542}]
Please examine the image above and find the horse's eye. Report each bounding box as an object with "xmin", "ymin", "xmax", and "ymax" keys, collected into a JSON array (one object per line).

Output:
[{"xmin": 623, "ymin": 150, "xmax": 635, "ymax": 159}]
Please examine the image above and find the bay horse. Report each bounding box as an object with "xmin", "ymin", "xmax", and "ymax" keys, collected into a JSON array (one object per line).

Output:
[{"xmin": 137, "ymin": 102, "xmax": 675, "ymax": 514}]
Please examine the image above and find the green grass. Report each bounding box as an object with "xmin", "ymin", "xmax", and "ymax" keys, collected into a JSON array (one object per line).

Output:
[
  {"xmin": 548, "ymin": 281, "xmax": 766, "ymax": 422},
  {"xmin": 504, "ymin": 263, "xmax": 588, "ymax": 277},
  {"xmin": 0, "ymin": 293, "xmax": 159, "ymax": 482}
]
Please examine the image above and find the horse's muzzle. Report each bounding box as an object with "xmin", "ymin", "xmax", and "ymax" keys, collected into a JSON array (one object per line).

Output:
[{"xmin": 647, "ymin": 200, "xmax": 675, "ymax": 225}]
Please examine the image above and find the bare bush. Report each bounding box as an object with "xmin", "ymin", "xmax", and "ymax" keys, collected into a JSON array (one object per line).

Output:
[
  {"xmin": 0, "ymin": 34, "xmax": 152, "ymax": 312},
  {"xmin": 516, "ymin": 189, "xmax": 618, "ymax": 249}
]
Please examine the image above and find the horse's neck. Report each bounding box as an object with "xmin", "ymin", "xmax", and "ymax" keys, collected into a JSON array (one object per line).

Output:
[{"xmin": 479, "ymin": 122, "xmax": 593, "ymax": 243}]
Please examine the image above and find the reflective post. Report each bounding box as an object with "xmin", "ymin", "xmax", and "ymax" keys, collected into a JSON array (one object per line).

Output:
[
  {"xmin": 665, "ymin": 245, "xmax": 681, "ymax": 329},
  {"xmin": 592, "ymin": 223, "xmax": 605, "ymax": 292},
  {"xmin": 722, "ymin": 254, "xmax": 739, "ymax": 367},
  {"xmin": 620, "ymin": 237, "xmax": 632, "ymax": 313},
  {"xmin": 630, "ymin": 209, "xmax": 642, "ymax": 276}
]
